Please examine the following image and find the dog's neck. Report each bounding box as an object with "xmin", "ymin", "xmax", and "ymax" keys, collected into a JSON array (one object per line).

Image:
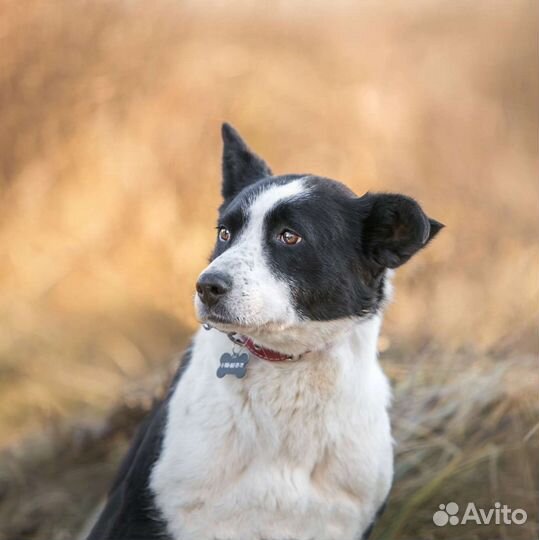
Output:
[
  {"xmin": 198, "ymin": 314, "xmax": 383, "ymax": 384},
  {"xmin": 185, "ymin": 315, "xmax": 388, "ymax": 448}
]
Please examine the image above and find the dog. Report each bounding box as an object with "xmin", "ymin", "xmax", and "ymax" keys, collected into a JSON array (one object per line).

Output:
[{"xmin": 87, "ymin": 124, "xmax": 443, "ymax": 540}]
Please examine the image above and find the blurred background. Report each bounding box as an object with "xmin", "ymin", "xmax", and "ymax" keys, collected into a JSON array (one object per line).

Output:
[{"xmin": 0, "ymin": 1, "xmax": 537, "ymax": 539}]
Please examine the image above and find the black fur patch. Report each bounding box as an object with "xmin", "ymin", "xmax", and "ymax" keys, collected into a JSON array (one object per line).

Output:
[
  {"xmin": 263, "ymin": 179, "xmax": 443, "ymax": 321},
  {"xmin": 264, "ymin": 177, "xmax": 386, "ymax": 320},
  {"xmin": 86, "ymin": 348, "xmax": 193, "ymax": 540}
]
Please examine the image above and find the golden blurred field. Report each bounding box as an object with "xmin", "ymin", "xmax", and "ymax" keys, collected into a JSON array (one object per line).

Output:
[{"xmin": 0, "ymin": 1, "xmax": 537, "ymax": 539}]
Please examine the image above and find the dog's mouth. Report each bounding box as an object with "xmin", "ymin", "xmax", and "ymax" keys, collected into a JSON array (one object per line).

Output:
[
  {"xmin": 197, "ymin": 304, "xmax": 250, "ymax": 331},
  {"xmin": 197, "ymin": 304, "xmax": 281, "ymax": 337},
  {"xmin": 204, "ymin": 313, "xmax": 241, "ymax": 329},
  {"xmin": 197, "ymin": 302, "xmax": 356, "ymax": 358}
]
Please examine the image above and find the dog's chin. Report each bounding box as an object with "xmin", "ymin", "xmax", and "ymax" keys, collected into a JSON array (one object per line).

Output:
[
  {"xmin": 201, "ymin": 315, "xmax": 279, "ymax": 336},
  {"xmin": 202, "ymin": 316, "xmax": 247, "ymax": 333},
  {"xmin": 196, "ymin": 302, "xmax": 362, "ymax": 356},
  {"xmin": 196, "ymin": 304, "xmax": 260, "ymax": 333},
  {"xmin": 196, "ymin": 304, "xmax": 289, "ymax": 341}
]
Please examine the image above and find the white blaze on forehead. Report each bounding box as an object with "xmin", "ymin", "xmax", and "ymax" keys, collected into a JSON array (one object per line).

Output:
[
  {"xmin": 202, "ymin": 179, "xmax": 308, "ymax": 327},
  {"xmin": 236, "ymin": 178, "xmax": 308, "ymax": 324},
  {"xmin": 245, "ymin": 178, "xmax": 309, "ymax": 222}
]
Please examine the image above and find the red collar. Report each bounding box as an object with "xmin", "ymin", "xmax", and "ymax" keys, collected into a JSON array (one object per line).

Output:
[
  {"xmin": 242, "ymin": 336, "xmax": 292, "ymax": 362},
  {"xmin": 228, "ymin": 333, "xmax": 293, "ymax": 362}
]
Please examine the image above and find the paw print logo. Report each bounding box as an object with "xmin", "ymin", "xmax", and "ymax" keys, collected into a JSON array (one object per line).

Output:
[{"xmin": 433, "ymin": 502, "xmax": 460, "ymax": 526}]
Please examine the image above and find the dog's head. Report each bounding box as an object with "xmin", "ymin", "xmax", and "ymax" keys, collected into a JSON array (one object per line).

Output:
[{"xmin": 195, "ymin": 124, "xmax": 443, "ymax": 352}]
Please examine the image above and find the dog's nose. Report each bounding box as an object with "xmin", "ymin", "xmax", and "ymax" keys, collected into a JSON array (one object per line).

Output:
[{"xmin": 196, "ymin": 272, "xmax": 232, "ymax": 307}]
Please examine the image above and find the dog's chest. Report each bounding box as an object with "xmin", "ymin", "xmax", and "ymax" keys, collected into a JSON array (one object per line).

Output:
[{"xmin": 151, "ymin": 339, "xmax": 392, "ymax": 540}]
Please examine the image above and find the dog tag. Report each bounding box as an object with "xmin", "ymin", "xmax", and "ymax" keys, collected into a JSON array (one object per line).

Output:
[{"xmin": 216, "ymin": 351, "xmax": 250, "ymax": 379}]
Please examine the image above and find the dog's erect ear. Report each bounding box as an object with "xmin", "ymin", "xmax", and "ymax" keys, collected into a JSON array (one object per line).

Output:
[
  {"xmin": 359, "ymin": 193, "xmax": 444, "ymax": 269},
  {"xmin": 221, "ymin": 123, "xmax": 272, "ymax": 200}
]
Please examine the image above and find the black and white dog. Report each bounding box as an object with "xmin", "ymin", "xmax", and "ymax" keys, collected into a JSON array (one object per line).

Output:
[{"xmin": 87, "ymin": 124, "xmax": 442, "ymax": 540}]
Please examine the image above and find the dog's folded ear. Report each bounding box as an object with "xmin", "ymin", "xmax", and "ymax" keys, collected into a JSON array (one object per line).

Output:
[
  {"xmin": 221, "ymin": 123, "xmax": 272, "ymax": 200},
  {"xmin": 359, "ymin": 193, "xmax": 444, "ymax": 269}
]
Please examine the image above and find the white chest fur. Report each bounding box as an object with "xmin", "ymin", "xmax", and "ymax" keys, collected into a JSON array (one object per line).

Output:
[{"xmin": 151, "ymin": 319, "xmax": 393, "ymax": 540}]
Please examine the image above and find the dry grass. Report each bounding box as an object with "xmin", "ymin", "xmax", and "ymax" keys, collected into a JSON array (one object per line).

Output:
[
  {"xmin": 1, "ymin": 350, "xmax": 537, "ymax": 540},
  {"xmin": 0, "ymin": 1, "xmax": 537, "ymax": 539}
]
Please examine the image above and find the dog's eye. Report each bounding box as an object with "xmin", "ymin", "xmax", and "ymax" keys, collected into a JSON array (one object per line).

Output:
[
  {"xmin": 279, "ymin": 229, "xmax": 302, "ymax": 246},
  {"xmin": 218, "ymin": 227, "xmax": 231, "ymax": 242}
]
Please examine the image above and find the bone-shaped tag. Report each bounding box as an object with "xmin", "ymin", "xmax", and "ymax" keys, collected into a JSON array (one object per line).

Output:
[{"xmin": 216, "ymin": 351, "xmax": 250, "ymax": 379}]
